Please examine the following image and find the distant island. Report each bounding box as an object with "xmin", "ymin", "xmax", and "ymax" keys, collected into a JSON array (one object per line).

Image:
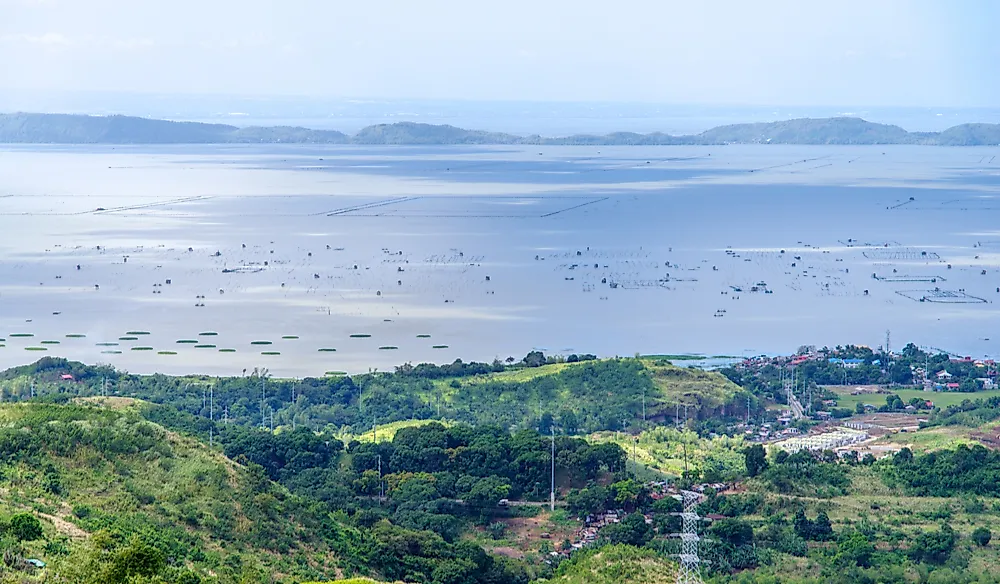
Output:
[{"xmin": 2, "ymin": 112, "xmax": 999, "ymax": 145}]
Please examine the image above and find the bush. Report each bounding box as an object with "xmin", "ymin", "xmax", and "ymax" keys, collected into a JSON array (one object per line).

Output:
[
  {"xmin": 8, "ymin": 514, "xmax": 43, "ymax": 542},
  {"xmin": 486, "ymin": 522, "xmax": 507, "ymax": 540},
  {"xmin": 972, "ymin": 527, "xmax": 992, "ymax": 547}
]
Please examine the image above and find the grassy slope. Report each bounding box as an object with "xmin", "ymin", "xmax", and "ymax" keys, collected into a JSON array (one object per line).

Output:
[
  {"xmin": 588, "ymin": 427, "xmax": 746, "ymax": 480},
  {"xmin": 438, "ymin": 359, "xmax": 738, "ymax": 418},
  {"xmin": 0, "ymin": 401, "xmax": 344, "ymax": 582},
  {"xmin": 538, "ymin": 545, "xmax": 676, "ymax": 584},
  {"xmin": 737, "ymin": 466, "xmax": 1000, "ymax": 580},
  {"xmin": 641, "ymin": 359, "xmax": 741, "ymax": 409},
  {"xmin": 340, "ymin": 418, "xmax": 454, "ymax": 443}
]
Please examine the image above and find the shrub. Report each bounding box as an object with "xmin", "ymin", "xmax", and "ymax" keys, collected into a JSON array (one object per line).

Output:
[
  {"xmin": 972, "ymin": 527, "xmax": 992, "ymax": 547},
  {"xmin": 8, "ymin": 514, "xmax": 43, "ymax": 542}
]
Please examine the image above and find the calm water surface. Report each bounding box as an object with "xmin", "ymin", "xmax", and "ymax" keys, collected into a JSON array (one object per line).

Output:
[{"xmin": 1, "ymin": 144, "xmax": 998, "ymax": 376}]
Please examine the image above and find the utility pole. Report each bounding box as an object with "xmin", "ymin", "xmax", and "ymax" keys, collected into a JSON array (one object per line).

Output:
[
  {"xmin": 260, "ymin": 373, "xmax": 266, "ymax": 429},
  {"xmin": 550, "ymin": 426, "xmax": 556, "ymax": 512},
  {"xmin": 209, "ymin": 383, "xmax": 214, "ymax": 447},
  {"xmin": 378, "ymin": 455, "xmax": 384, "ymax": 504},
  {"xmin": 633, "ymin": 436, "xmax": 638, "ymax": 478},
  {"xmin": 642, "ymin": 386, "xmax": 646, "ymax": 425}
]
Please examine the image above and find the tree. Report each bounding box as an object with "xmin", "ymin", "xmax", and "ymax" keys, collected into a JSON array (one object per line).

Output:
[
  {"xmin": 600, "ymin": 512, "xmax": 653, "ymax": 546},
  {"xmin": 972, "ymin": 527, "xmax": 992, "ymax": 547},
  {"xmin": 744, "ymin": 444, "xmax": 768, "ymax": 478},
  {"xmin": 960, "ymin": 378, "xmax": 980, "ymax": 393},
  {"xmin": 812, "ymin": 511, "xmax": 834, "ymax": 541},
  {"xmin": 711, "ymin": 518, "xmax": 754, "ymax": 547},
  {"xmin": 8, "ymin": 513, "xmax": 43, "ymax": 541},
  {"xmin": 835, "ymin": 532, "xmax": 875, "ymax": 567},
  {"xmin": 523, "ymin": 351, "xmax": 547, "ymax": 368},
  {"xmin": 909, "ymin": 523, "xmax": 957, "ymax": 564},
  {"xmin": 793, "ymin": 509, "xmax": 812, "ymax": 540},
  {"xmin": 559, "ymin": 410, "xmax": 579, "ymax": 435},
  {"xmin": 462, "ymin": 476, "xmax": 511, "ymax": 508},
  {"xmin": 855, "ymin": 402, "xmax": 865, "ymax": 415},
  {"xmin": 889, "ymin": 362, "xmax": 913, "ymax": 385},
  {"xmin": 107, "ymin": 539, "xmax": 166, "ymax": 583},
  {"xmin": 538, "ymin": 412, "xmax": 554, "ymax": 436}
]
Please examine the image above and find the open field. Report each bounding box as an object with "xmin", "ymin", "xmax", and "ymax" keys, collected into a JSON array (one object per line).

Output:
[{"xmin": 832, "ymin": 387, "xmax": 1000, "ymax": 410}]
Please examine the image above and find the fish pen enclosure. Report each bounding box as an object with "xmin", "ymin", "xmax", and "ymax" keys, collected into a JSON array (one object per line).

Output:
[{"xmin": 896, "ymin": 289, "xmax": 987, "ymax": 303}]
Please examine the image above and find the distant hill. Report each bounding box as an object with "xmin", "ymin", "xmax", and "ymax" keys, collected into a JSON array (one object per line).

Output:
[
  {"xmin": 0, "ymin": 112, "xmax": 349, "ymax": 144},
  {"xmin": 1, "ymin": 112, "xmax": 999, "ymax": 145}
]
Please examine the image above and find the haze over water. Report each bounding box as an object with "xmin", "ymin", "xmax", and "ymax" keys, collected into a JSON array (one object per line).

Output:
[{"xmin": 1, "ymin": 142, "xmax": 999, "ymax": 376}]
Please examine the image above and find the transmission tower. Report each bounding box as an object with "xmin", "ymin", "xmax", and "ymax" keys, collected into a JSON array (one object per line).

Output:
[{"xmin": 671, "ymin": 490, "xmax": 705, "ymax": 584}]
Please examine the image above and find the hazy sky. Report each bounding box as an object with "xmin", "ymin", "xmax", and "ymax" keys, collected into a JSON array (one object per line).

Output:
[{"xmin": 1, "ymin": 0, "xmax": 998, "ymax": 107}]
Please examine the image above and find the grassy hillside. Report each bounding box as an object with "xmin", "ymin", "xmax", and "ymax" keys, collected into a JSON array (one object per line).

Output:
[
  {"xmin": 589, "ymin": 427, "xmax": 746, "ymax": 481},
  {"xmin": 0, "ymin": 401, "xmax": 347, "ymax": 583},
  {"xmin": 0, "ymin": 356, "xmax": 742, "ymax": 437},
  {"xmin": 642, "ymin": 358, "xmax": 741, "ymax": 411},
  {"xmin": 538, "ymin": 545, "xmax": 676, "ymax": 584}
]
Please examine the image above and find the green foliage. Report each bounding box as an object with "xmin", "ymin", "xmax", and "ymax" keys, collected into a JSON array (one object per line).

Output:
[
  {"xmin": 486, "ymin": 521, "xmax": 507, "ymax": 540},
  {"xmin": 887, "ymin": 443, "xmax": 1000, "ymax": 496},
  {"xmin": 972, "ymin": 526, "xmax": 992, "ymax": 547},
  {"xmin": 834, "ymin": 531, "xmax": 875, "ymax": 568},
  {"xmin": 762, "ymin": 450, "xmax": 849, "ymax": 497},
  {"xmin": 106, "ymin": 538, "xmax": 167, "ymax": 583},
  {"xmin": 8, "ymin": 513, "xmax": 43, "ymax": 541},
  {"xmin": 547, "ymin": 544, "xmax": 675, "ymax": 584},
  {"xmin": 908, "ymin": 524, "xmax": 957, "ymax": 565},
  {"xmin": 598, "ymin": 513, "xmax": 652, "ymax": 547},
  {"xmin": 744, "ymin": 444, "xmax": 768, "ymax": 478},
  {"xmin": 710, "ymin": 518, "xmax": 754, "ymax": 547}
]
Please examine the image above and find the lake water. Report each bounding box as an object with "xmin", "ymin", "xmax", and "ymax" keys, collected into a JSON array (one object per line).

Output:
[{"xmin": 1, "ymin": 144, "xmax": 999, "ymax": 376}]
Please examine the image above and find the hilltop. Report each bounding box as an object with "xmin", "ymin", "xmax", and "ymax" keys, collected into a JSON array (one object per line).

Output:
[{"xmin": 2, "ymin": 112, "xmax": 999, "ymax": 145}]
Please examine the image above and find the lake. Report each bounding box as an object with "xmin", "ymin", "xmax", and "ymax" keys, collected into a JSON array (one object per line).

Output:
[{"xmin": 1, "ymin": 143, "xmax": 999, "ymax": 376}]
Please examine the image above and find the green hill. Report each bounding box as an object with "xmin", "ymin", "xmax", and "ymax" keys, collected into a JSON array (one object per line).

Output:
[
  {"xmin": 0, "ymin": 399, "xmax": 550, "ymax": 584},
  {"xmin": 0, "ymin": 401, "xmax": 347, "ymax": 583},
  {"xmin": 1, "ymin": 356, "xmax": 741, "ymax": 436},
  {"xmin": 538, "ymin": 545, "xmax": 676, "ymax": 584}
]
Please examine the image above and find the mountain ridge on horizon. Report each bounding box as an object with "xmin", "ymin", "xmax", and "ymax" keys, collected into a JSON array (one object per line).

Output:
[{"xmin": 1, "ymin": 111, "xmax": 999, "ymax": 146}]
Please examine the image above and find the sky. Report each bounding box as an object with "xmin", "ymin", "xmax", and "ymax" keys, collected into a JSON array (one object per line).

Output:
[{"xmin": 1, "ymin": 0, "xmax": 998, "ymax": 107}]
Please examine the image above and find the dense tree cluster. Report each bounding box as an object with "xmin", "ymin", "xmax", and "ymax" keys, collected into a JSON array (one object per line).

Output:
[{"xmin": 888, "ymin": 444, "xmax": 1000, "ymax": 497}]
